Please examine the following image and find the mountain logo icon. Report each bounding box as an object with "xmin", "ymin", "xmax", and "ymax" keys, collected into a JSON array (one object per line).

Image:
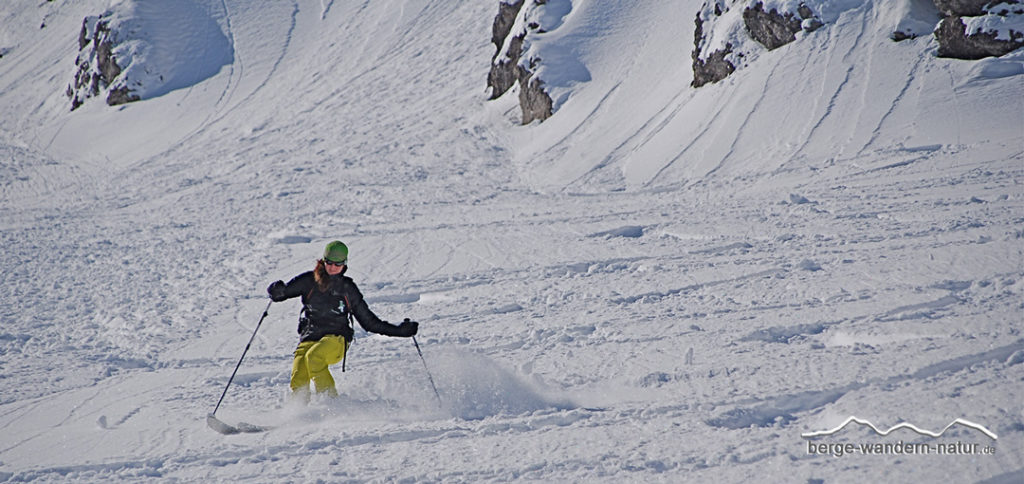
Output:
[{"xmin": 802, "ymin": 416, "xmax": 998, "ymax": 440}]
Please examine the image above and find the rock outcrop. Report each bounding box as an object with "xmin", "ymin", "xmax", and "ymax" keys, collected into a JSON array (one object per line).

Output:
[
  {"xmin": 488, "ymin": 0, "xmax": 554, "ymax": 125},
  {"xmin": 933, "ymin": 1, "xmax": 1024, "ymax": 59},
  {"xmin": 67, "ymin": 16, "xmax": 138, "ymax": 110},
  {"xmin": 934, "ymin": 0, "xmax": 993, "ymax": 17},
  {"xmin": 692, "ymin": 1, "xmax": 823, "ymax": 87},
  {"xmin": 691, "ymin": 13, "xmax": 735, "ymax": 88},
  {"xmin": 691, "ymin": 0, "xmax": 1023, "ymax": 87},
  {"xmin": 743, "ymin": 2, "xmax": 822, "ymax": 50},
  {"xmin": 488, "ymin": 0, "xmax": 525, "ymax": 101},
  {"xmin": 64, "ymin": 0, "xmax": 233, "ymax": 112},
  {"xmin": 518, "ymin": 62, "xmax": 553, "ymax": 125}
]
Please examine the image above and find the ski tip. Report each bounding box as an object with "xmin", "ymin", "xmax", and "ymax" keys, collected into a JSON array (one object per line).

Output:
[
  {"xmin": 206, "ymin": 414, "xmax": 240, "ymax": 435},
  {"xmin": 206, "ymin": 414, "xmax": 272, "ymax": 435}
]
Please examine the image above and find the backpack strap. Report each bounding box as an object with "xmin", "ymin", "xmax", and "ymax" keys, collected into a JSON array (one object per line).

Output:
[
  {"xmin": 342, "ymin": 294, "xmax": 355, "ymax": 372},
  {"xmin": 299, "ymin": 285, "xmax": 316, "ymax": 318}
]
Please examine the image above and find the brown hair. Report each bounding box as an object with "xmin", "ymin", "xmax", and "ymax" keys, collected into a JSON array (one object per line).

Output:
[{"xmin": 313, "ymin": 259, "xmax": 331, "ymax": 292}]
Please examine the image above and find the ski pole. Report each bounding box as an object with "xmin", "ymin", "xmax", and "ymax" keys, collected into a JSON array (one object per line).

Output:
[
  {"xmin": 412, "ymin": 335, "xmax": 442, "ymax": 405},
  {"xmin": 210, "ymin": 300, "xmax": 272, "ymax": 417}
]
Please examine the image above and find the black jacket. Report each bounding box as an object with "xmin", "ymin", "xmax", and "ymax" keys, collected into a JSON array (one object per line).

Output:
[{"xmin": 272, "ymin": 271, "xmax": 407, "ymax": 342}]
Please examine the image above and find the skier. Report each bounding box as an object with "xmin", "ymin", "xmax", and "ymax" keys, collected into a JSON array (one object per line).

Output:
[{"xmin": 266, "ymin": 240, "xmax": 418, "ymax": 401}]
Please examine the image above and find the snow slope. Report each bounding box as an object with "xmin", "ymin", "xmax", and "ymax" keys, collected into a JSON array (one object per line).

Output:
[
  {"xmin": 513, "ymin": 0, "xmax": 1024, "ymax": 191},
  {"xmin": 0, "ymin": 0, "xmax": 1021, "ymax": 482}
]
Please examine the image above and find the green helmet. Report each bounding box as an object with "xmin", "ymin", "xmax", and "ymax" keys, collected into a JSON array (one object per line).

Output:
[{"xmin": 323, "ymin": 240, "xmax": 349, "ymax": 264}]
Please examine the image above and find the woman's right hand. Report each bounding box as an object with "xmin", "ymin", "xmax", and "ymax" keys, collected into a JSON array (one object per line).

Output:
[{"xmin": 267, "ymin": 280, "xmax": 287, "ymax": 301}]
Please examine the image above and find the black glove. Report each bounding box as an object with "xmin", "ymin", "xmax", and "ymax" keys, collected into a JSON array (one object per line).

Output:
[
  {"xmin": 395, "ymin": 318, "xmax": 418, "ymax": 337},
  {"xmin": 267, "ymin": 280, "xmax": 287, "ymax": 302}
]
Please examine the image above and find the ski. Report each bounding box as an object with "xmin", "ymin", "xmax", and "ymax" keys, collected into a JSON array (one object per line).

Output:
[{"xmin": 206, "ymin": 414, "xmax": 272, "ymax": 435}]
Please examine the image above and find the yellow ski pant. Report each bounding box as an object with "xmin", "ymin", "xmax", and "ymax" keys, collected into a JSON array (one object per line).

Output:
[{"xmin": 290, "ymin": 335, "xmax": 347, "ymax": 396}]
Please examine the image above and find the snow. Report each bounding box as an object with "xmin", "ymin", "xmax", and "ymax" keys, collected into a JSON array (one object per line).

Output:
[{"xmin": 0, "ymin": 0, "xmax": 1022, "ymax": 482}]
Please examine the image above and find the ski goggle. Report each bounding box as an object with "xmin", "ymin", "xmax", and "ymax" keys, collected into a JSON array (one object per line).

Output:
[{"xmin": 324, "ymin": 259, "xmax": 347, "ymax": 267}]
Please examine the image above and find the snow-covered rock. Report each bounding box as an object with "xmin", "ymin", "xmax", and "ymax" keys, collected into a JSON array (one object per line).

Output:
[
  {"xmin": 488, "ymin": 0, "xmax": 564, "ymax": 124},
  {"xmin": 691, "ymin": 0, "xmax": 828, "ymax": 87},
  {"xmin": 68, "ymin": 15, "xmax": 133, "ymax": 110},
  {"xmin": 66, "ymin": 0, "xmax": 232, "ymax": 110},
  {"xmin": 934, "ymin": 0, "xmax": 997, "ymax": 16},
  {"xmin": 890, "ymin": 0, "xmax": 943, "ymax": 41},
  {"xmin": 488, "ymin": 0, "xmax": 525, "ymax": 100},
  {"xmin": 690, "ymin": 7, "xmax": 736, "ymax": 87},
  {"xmin": 692, "ymin": 0, "xmax": 1024, "ymax": 86},
  {"xmin": 934, "ymin": 2, "xmax": 1024, "ymax": 59},
  {"xmin": 742, "ymin": 1, "xmax": 823, "ymax": 50}
]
